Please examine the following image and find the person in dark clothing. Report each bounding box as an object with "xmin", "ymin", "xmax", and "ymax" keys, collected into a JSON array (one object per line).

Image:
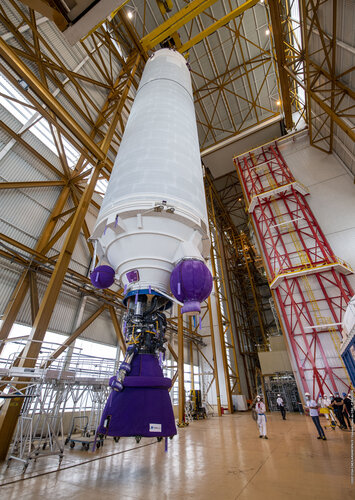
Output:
[
  {"xmin": 332, "ymin": 392, "xmax": 347, "ymax": 429},
  {"xmin": 276, "ymin": 394, "xmax": 286, "ymax": 420},
  {"xmin": 342, "ymin": 393, "xmax": 354, "ymax": 425}
]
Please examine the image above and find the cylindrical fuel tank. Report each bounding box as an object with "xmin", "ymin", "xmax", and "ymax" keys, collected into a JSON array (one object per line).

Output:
[{"xmin": 91, "ymin": 49, "xmax": 210, "ymax": 294}]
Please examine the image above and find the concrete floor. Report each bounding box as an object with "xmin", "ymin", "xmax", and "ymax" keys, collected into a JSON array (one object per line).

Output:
[{"xmin": 0, "ymin": 412, "xmax": 353, "ymax": 499}]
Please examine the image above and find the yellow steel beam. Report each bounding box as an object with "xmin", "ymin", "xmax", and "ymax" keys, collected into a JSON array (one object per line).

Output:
[
  {"xmin": 0, "ymin": 38, "xmax": 110, "ymax": 165},
  {"xmin": 0, "ymin": 186, "xmax": 71, "ymax": 350},
  {"xmin": 117, "ymin": 10, "xmax": 148, "ymax": 61},
  {"xmin": 168, "ymin": 342, "xmax": 178, "ymax": 361},
  {"xmin": 42, "ymin": 305, "xmax": 107, "ymax": 368},
  {"xmin": 190, "ymin": 338, "xmax": 194, "ymax": 392},
  {"xmin": 0, "ymin": 119, "xmax": 67, "ymax": 180},
  {"xmin": 209, "ymin": 242, "xmax": 234, "ymax": 413},
  {"xmin": 0, "ymin": 181, "xmax": 66, "ymax": 189},
  {"xmin": 284, "ymin": 66, "xmax": 355, "ymax": 143},
  {"xmin": 267, "ymin": 0, "xmax": 293, "ymax": 129},
  {"xmin": 141, "ymin": 0, "xmax": 219, "ymax": 52},
  {"xmin": 207, "ymin": 296, "xmax": 222, "ymax": 416},
  {"xmin": 177, "ymin": 305, "xmax": 185, "ymax": 426},
  {"xmin": 29, "ymin": 271, "xmax": 39, "ymax": 325},
  {"xmin": 40, "ymin": 213, "xmax": 75, "ymax": 255},
  {"xmin": 178, "ymin": 0, "xmax": 260, "ymax": 54}
]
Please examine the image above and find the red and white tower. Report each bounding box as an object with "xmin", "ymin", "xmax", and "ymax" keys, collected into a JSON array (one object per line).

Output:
[{"xmin": 235, "ymin": 143, "xmax": 354, "ymax": 399}]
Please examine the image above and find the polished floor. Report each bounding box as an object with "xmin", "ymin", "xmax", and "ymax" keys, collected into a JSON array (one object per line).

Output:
[{"xmin": 0, "ymin": 412, "xmax": 353, "ymax": 499}]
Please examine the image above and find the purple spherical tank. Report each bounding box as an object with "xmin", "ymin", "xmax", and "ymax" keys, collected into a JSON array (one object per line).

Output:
[
  {"xmin": 90, "ymin": 265, "xmax": 115, "ymax": 289},
  {"xmin": 170, "ymin": 259, "xmax": 213, "ymax": 314}
]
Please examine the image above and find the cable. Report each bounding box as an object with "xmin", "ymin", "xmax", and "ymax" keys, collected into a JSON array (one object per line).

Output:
[{"xmin": 0, "ymin": 440, "xmax": 158, "ymax": 487}]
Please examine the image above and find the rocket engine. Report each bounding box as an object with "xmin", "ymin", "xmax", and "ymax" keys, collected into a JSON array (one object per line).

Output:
[{"xmin": 90, "ymin": 49, "xmax": 212, "ymax": 441}]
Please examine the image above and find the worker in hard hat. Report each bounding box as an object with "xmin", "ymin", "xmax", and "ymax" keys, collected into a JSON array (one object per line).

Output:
[
  {"xmin": 255, "ymin": 395, "xmax": 268, "ymax": 439},
  {"xmin": 304, "ymin": 392, "xmax": 326, "ymax": 440},
  {"xmin": 276, "ymin": 393, "xmax": 286, "ymax": 420}
]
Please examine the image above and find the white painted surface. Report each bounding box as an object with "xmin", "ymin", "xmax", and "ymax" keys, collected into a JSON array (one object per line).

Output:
[{"xmin": 91, "ymin": 49, "xmax": 209, "ymax": 294}]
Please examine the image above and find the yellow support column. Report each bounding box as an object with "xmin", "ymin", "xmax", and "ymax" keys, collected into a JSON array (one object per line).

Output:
[
  {"xmin": 189, "ymin": 318, "xmax": 195, "ymax": 392},
  {"xmin": 208, "ymin": 296, "xmax": 222, "ymax": 416},
  {"xmin": 177, "ymin": 305, "xmax": 186, "ymax": 427}
]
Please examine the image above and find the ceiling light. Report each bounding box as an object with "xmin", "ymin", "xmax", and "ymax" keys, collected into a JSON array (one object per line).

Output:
[
  {"xmin": 127, "ymin": 10, "xmax": 133, "ymax": 19},
  {"xmin": 265, "ymin": 29, "xmax": 270, "ymax": 35},
  {"xmin": 276, "ymin": 100, "xmax": 281, "ymax": 106}
]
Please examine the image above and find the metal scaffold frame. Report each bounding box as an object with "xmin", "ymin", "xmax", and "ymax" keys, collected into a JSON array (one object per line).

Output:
[
  {"xmin": 235, "ymin": 142, "xmax": 354, "ymax": 399},
  {"xmin": 0, "ymin": 338, "xmax": 116, "ymax": 471}
]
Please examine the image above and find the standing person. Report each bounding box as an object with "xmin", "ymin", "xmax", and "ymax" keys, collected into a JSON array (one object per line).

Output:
[
  {"xmin": 342, "ymin": 393, "xmax": 352, "ymax": 427},
  {"xmin": 343, "ymin": 393, "xmax": 355, "ymax": 424},
  {"xmin": 276, "ymin": 393, "xmax": 286, "ymax": 420},
  {"xmin": 304, "ymin": 392, "xmax": 327, "ymax": 440},
  {"xmin": 255, "ymin": 395, "xmax": 268, "ymax": 439},
  {"xmin": 332, "ymin": 392, "xmax": 347, "ymax": 429}
]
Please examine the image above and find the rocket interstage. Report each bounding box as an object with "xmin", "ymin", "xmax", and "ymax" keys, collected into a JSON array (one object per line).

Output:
[{"xmin": 90, "ymin": 48, "xmax": 212, "ymax": 314}]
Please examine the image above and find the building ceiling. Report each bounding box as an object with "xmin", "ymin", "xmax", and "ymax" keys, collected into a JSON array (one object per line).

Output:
[{"xmin": 130, "ymin": 0, "xmax": 282, "ymax": 151}]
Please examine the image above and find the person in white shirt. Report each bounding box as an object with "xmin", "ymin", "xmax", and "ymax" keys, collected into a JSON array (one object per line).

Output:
[
  {"xmin": 255, "ymin": 395, "xmax": 268, "ymax": 439},
  {"xmin": 304, "ymin": 392, "xmax": 326, "ymax": 440},
  {"xmin": 276, "ymin": 393, "xmax": 286, "ymax": 420}
]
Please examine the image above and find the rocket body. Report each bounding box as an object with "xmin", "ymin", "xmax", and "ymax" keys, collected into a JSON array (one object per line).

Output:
[{"xmin": 91, "ymin": 49, "xmax": 210, "ymax": 297}]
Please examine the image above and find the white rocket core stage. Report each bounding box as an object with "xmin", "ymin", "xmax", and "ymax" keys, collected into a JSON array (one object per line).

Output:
[{"xmin": 91, "ymin": 49, "xmax": 210, "ymax": 294}]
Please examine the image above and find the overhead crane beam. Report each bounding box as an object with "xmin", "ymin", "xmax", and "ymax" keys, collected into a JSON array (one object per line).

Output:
[
  {"xmin": 140, "ymin": 0, "xmax": 260, "ymax": 55},
  {"xmin": 141, "ymin": 0, "xmax": 219, "ymax": 52}
]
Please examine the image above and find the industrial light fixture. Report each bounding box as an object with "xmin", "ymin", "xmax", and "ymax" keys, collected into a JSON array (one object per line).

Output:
[
  {"xmin": 265, "ymin": 29, "xmax": 270, "ymax": 35},
  {"xmin": 127, "ymin": 10, "xmax": 133, "ymax": 20},
  {"xmin": 276, "ymin": 100, "xmax": 281, "ymax": 106}
]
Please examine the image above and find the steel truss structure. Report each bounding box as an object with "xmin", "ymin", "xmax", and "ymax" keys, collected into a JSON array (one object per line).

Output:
[
  {"xmin": 205, "ymin": 171, "xmax": 272, "ymax": 403},
  {"xmin": 133, "ymin": 0, "xmax": 281, "ymax": 149},
  {"xmin": 269, "ymin": 0, "xmax": 355, "ymax": 155},
  {"xmin": 235, "ymin": 142, "xmax": 354, "ymax": 398}
]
